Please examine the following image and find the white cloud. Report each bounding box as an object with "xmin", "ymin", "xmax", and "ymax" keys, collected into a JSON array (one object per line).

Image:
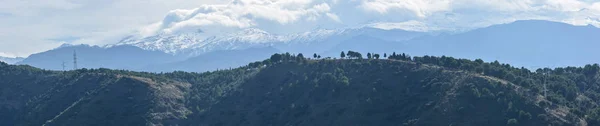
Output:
[
  {"xmin": 360, "ymin": 0, "xmax": 452, "ymax": 18},
  {"xmin": 368, "ymin": 20, "xmax": 445, "ymax": 32},
  {"xmin": 2, "ymin": 0, "xmax": 600, "ymax": 57},
  {"xmin": 141, "ymin": 0, "xmax": 337, "ymax": 37},
  {"xmin": 545, "ymin": 0, "xmax": 587, "ymax": 12},
  {"xmin": 356, "ymin": 0, "xmax": 600, "ymax": 30},
  {"xmin": 326, "ymin": 13, "xmax": 341, "ymax": 22},
  {"xmin": 0, "ymin": 0, "xmax": 82, "ymax": 16},
  {"xmin": 0, "ymin": 52, "xmax": 17, "ymax": 58},
  {"xmin": 0, "ymin": 0, "xmax": 227, "ymax": 57}
]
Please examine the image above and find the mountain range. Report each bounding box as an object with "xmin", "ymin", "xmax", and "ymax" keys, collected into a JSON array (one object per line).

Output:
[
  {"xmin": 0, "ymin": 56, "xmax": 24, "ymax": 64},
  {"xmin": 16, "ymin": 20, "xmax": 600, "ymax": 72}
]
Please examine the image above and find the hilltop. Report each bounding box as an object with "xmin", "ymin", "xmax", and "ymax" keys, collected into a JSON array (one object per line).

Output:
[{"xmin": 1, "ymin": 52, "xmax": 600, "ymax": 126}]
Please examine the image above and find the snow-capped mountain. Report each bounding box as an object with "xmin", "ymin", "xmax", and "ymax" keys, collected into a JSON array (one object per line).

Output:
[
  {"xmin": 115, "ymin": 28, "xmax": 346, "ymax": 56},
  {"xmin": 116, "ymin": 32, "xmax": 207, "ymax": 55},
  {"xmin": 17, "ymin": 20, "xmax": 600, "ymax": 72},
  {"xmin": 114, "ymin": 27, "xmax": 424, "ymax": 57}
]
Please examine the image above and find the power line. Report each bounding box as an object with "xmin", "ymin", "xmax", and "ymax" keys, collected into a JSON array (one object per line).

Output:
[
  {"xmin": 543, "ymin": 72, "xmax": 547, "ymax": 98},
  {"xmin": 62, "ymin": 61, "xmax": 66, "ymax": 71},
  {"xmin": 73, "ymin": 50, "xmax": 78, "ymax": 70}
]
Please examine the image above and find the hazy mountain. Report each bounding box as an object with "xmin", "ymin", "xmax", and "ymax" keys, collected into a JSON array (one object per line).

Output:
[
  {"xmin": 117, "ymin": 27, "xmax": 427, "ymax": 57},
  {"xmin": 321, "ymin": 35, "xmax": 401, "ymax": 56},
  {"xmin": 18, "ymin": 20, "xmax": 600, "ymax": 72},
  {"xmin": 18, "ymin": 44, "xmax": 179, "ymax": 71},
  {"xmin": 18, "ymin": 27, "xmax": 425, "ymax": 72},
  {"xmin": 0, "ymin": 56, "xmax": 24, "ymax": 64},
  {"xmin": 116, "ymin": 28, "xmax": 339, "ymax": 57},
  {"xmin": 145, "ymin": 47, "xmax": 281, "ymax": 72},
  {"xmin": 272, "ymin": 28, "xmax": 426, "ymax": 56},
  {"xmin": 395, "ymin": 20, "xmax": 600, "ymax": 68},
  {"xmin": 118, "ymin": 19, "xmax": 600, "ymax": 69},
  {"xmin": 2, "ymin": 54, "xmax": 598, "ymax": 125},
  {"xmin": 17, "ymin": 44, "xmax": 281, "ymax": 73}
]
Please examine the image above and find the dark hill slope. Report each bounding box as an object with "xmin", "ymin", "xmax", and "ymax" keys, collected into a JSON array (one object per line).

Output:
[
  {"xmin": 0, "ymin": 62, "xmax": 193, "ymax": 126},
  {"xmin": 1, "ymin": 53, "xmax": 599, "ymax": 126},
  {"xmin": 188, "ymin": 59, "xmax": 579, "ymax": 126}
]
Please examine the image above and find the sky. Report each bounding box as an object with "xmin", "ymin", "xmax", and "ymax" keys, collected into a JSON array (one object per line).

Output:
[{"xmin": 1, "ymin": 0, "xmax": 600, "ymax": 57}]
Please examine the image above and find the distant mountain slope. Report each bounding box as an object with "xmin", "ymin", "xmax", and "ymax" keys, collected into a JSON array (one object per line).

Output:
[
  {"xmin": 398, "ymin": 20, "xmax": 600, "ymax": 68},
  {"xmin": 18, "ymin": 27, "xmax": 425, "ymax": 72},
  {"xmin": 146, "ymin": 47, "xmax": 281, "ymax": 72},
  {"xmin": 273, "ymin": 28, "xmax": 426, "ymax": 56},
  {"xmin": 17, "ymin": 20, "xmax": 600, "ymax": 72},
  {"xmin": 117, "ymin": 27, "xmax": 426, "ymax": 57},
  {"xmin": 17, "ymin": 44, "xmax": 279, "ymax": 73},
  {"xmin": 321, "ymin": 35, "xmax": 401, "ymax": 56},
  {"xmin": 18, "ymin": 45, "xmax": 180, "ymax": 71},
  {"xmin": 3, "ymin": 53, "xmax": 600, "ymax": 125},
  {"xmin": 0, "ymin": 56, "xmax": 24, "ymax": 64}
]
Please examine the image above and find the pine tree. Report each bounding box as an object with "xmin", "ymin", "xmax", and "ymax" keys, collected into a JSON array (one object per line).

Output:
[{"xmin": 297, "ymin": 53, "xmax": 305, "ymax": 61}]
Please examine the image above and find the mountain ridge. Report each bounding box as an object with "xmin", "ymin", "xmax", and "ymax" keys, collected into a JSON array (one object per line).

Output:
[
  {"xmin": 16, "ymin": 20, "xmax": 600, "ymax": 72},
  {"xmin": 0, "ymin": 56, "xmax": 24, "ymax": 64},
  {"xmin": 2, "ymin": 53, "xmax": 599, "ymax": 125},
  {"xmin": 398, "ymin": 20, "xmax": 600, "ymax": 68},
  {"xmin": 115, "ymin": 27, "xmax": 426, "ymax": 57}
]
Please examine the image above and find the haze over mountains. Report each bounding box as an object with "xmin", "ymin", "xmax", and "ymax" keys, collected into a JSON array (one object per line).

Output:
[
  {"xmin": 0, "ymin": 56, "xmax": 24, "ymax": 64},
  {"xmin": 5, "ymin": 1, "xmax": 600, "ymax": 125},
  {"xmin": 16, "ymin": 20, "xmax": 600, "ymax": 72}
]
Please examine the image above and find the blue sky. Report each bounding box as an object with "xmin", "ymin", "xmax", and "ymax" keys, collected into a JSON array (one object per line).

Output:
[{"xmin": 1, "ymin": 0, "xmax": 600, "ymax": 57}]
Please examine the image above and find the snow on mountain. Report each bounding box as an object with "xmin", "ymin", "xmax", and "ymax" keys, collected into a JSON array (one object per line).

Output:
[
  {"xmin": 114, "ymin": 27, "xmax": 351, "ymax": 57},
  {"xmin": 115, "ymin": 32, "xmax": 206, "ymax": 55}
]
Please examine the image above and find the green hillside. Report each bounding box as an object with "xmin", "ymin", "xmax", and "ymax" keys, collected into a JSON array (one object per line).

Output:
[{"xmin": 1, "ymin": 52, "xmax": 599, "ymax": 126}]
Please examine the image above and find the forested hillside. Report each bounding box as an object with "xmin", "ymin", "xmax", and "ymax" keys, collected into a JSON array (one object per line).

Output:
[{"xmin": 1, "ymin": 51, "xmax": 600, "ymax": 126}]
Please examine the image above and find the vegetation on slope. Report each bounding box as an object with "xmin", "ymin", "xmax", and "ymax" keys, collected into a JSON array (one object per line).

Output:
[{"xmin": 1, "ymin": 51, "xmax": 600, "ymax": 126}]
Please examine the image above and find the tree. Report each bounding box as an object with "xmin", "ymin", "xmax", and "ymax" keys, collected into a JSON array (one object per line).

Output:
[
  {"xmin": 384, "ymin": 53, "xmax": 387, "ymax": 58},
  {"xmin": 317, "ymin": 55, "xmax": 321, "ymax": 59},
  {"xmin": 270, "ymin": 54, "xmax": 282, "ymax": 63},
  {"xmin": 347, "ymin": 51, "xmax": 356, "ymax": 59},
  {"xmin": 297, "ymin": 53, "xmax": 305, "ymax": 61},
  {"xmin": 475, "ymin": 67, "xmax": 484, "ymax": 74},
  {"xmin": 475, "ymin": 59, "xmax": 484, "ymax": 64},
  {"xmin": 367, "ymin": 53, "xmax": 372, "ymax": 59},
  {"xmin": 340, "ymin": 51, "xmax": 346, "ymax": 59},
  {"xmin": 373, "ymin": 54, "xmax": 380, "ymax": 59},
  {"xmin": 347, "ymin": 51, "xmax": 354, "ymax": 59},
  {"xmin": 313, "ymin": 53, "xmax": 318, "ymax": 59},
  {"xmin": 507, "ymin": 119, "xmax": 518, "ymax": 126},
  {"xmin": 347, "ymin": 51, "xmax": 363, "ymax": 59},
  {"xmin": 587, "ymin": 108, "xmax": 600, "ymax": 125},
  {"xmin": 355, "ymin": 52, "xmax": 363, "ymax": 59}
]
